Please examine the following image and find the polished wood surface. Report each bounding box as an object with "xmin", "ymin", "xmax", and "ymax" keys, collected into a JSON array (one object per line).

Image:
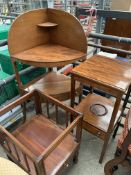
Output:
[
  {"xmin": 12, "ymin": 44, "xmax": 86, "ymax": 67},
  {"xmin": 76, "ymin": 93, "xmax": 121, "ymax": 140},
  {"xmin": 72, "ymin": 55, "xmax": 131, "ymax": 94},
  {"xmin": 8, "ymin": 8, "xmax": 87, "ymax": 100},
  {"xmin": 8, "ymin": 8, "xmax": 87, "ymax": 64},
  {"xmin": 104, "ymin": 129, "xmax": 131, "ymax": 175},
  {"xmin": 13, "ymin": 116, "xmax": 78, "ymax": 175},
  {"xmin": 47, "ymin": 8, "xmax": 87, "ymax": 53},
  {"xmin": 0, "ymin": 90, "xmax": 83, "ymax": 175},
  {"xmin": 102, "ymin": 18, "xmax": 131, "ymax": 57},
  {"xmin": 24, "ymin": 72, "xmax": 80, "ymax": 101},
  {"xmin": 8, "ymin": 9, "xmax": 49, "ymax": 55},
  {"xmin": 71, "ymin": 55, "xmax": 131, "ymax": 163}
]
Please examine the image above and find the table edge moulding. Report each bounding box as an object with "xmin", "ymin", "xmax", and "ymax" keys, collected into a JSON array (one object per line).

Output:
[{"xmin": 72, "ymin": 55, "xmax": 131, "ymax": 94}]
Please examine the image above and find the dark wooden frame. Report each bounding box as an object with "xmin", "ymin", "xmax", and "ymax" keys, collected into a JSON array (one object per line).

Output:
[
  {"xmin": 104, "ymin": 129, "xmax": 131, "ymax": 175},
  {"xmin": 0, "ymin": 90, "xmax": 83, "ymax": 175}
]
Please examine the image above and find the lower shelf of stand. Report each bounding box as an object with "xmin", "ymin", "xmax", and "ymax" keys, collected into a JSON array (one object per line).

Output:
[
  {"xmin": 75, "ymin": 93, "xmax": 121, "ymax": 140},
  {"xmin": 23, "ymin": 72, "xmax": 80, "ymax": 101}
]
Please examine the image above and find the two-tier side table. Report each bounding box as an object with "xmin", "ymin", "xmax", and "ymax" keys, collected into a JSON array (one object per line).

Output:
[{"xmin": 71, "ymin": 55, "xmax": 131, "ymax": 163}]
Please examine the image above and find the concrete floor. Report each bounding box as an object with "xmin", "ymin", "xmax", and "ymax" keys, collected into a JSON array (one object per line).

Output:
[{"xmin": 63, "ymin": 130, "xmax": 131, "ymax": 175}]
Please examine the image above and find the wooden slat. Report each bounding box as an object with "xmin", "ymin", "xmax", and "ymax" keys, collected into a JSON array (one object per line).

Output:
[
  {"xmin": 13, "ymin": 143, "xmax": 20, "ymax": 161},
  {"xmin": 0, "ymin": 125, "xmax": 37, "ymax": 161},
  {"xmin": 23, "ymin": 153, "xmax": 31, "ymax": 173},
  {"xmin": 37, "ymin": 116, "xmax": 81, "ymax": 161},
  {"xmin": 55, "ymin": 105, "xmax": 58, "ymax": 124},
  {"xmin": 66, "ymin": 112, "xmax": 69, "ymax": 128},
  {"xmin": 0, "ymin": 91, "xmax": 34, "ymax": 117}
]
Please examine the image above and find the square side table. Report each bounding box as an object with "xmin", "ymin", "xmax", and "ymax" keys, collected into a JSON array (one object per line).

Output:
[{"xmin": 71, "ymin": 55, "xmax": 131, "ymax": 163}]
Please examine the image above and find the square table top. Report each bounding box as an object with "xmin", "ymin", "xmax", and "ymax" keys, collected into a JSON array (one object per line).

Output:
[{"xmin": 71, "ymin": 55, "xmax": 131, "ymax": 93}]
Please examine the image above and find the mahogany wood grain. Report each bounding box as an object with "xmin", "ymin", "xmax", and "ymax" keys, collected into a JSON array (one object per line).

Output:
[
  {"xmin": 8, "ymin": 8, "xmax": 87, "ymax": 100},
  {"xmin": 13, "ymin": 116, "xmax": 78, "ymax": 175},
  {"xmin": 72, "ymin": 55, "xmax": 131, "ymax": 95},
  {"xmin": 75, "ymin": 93, "xmax": 121, "ymax": 140},
  {"xmin": 8, "ymin": 9, "xmax": 49, "ymax": 55},
  {"xmin": 71, "ymin": 55, "xmax": 131, "ymax": 163},
  {"xmin": 8, "ymin": 8, "xmax": 87, "ymax": 61},
  {"xmin": 11, "ymin": 44, "xmax": 86, "ymax": 68},
  {"xmin": 47, "ymin": 8, "xmax": 87, "ymax": 53},
  {"xmin": 102, "ymin": 18, "xmax": 131, "ymax": 57},
  {"xmin": 24, "ymin": 72, "xmax": 80, "ymax": 101},
  {"xmin": 104, "ymin": 129, "xmax": 131, "ymax": 175},
  {"xmin": 0, "ymin": 90, "xmax": 82, "ymax": 175}
]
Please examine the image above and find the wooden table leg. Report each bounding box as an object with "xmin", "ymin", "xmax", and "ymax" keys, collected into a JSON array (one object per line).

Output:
[
  {"xmin": 70, "ymin": 75, "xmax": 76, "ymax": 123},
  {"xmin": 99, "ymin": 96, "xmax": 122, "ymax": 163},
  {"xmin": 78, "ymin": 83, "xmax": 83, "ymax": 103},
  {"xmin": 121, "ymin": 84, "xmax": 131, "ymax": 114},
  {"xmin": 13, "ymin": 60, "xmax": 27, "ymax": 122},
  {"xmin": 113, "ymin": 84, "xmax": 131, "ymax": 138},
  {"xmin": 13, "ymin": 60, "xmax": 24, "ymax": 95},
  {"xmin": 71, "ymin": 75, "xmax": 76, "ymax": 108}
]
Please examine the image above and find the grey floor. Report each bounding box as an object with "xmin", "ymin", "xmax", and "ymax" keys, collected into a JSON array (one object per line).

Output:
[{"xmin": 63, "ymin": 130, "xmax": 131, "ymax": 175}]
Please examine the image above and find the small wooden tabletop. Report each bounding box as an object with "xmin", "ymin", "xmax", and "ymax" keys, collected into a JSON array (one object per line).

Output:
[
  {"xmin": 72, "ymin": 55, "xmax": 131, "ymax": 93},
  {"xmin": 11, "ymin": 44, "xmax": 86, "ymax": 67}
]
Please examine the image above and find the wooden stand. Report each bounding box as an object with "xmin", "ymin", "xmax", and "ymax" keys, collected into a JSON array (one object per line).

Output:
[
  {"xmin": 71, "ymin": 55, "xmax": 131, "ymax": 163},
  {"xmin": 0, "ymin": 90, "xmax": 83, "ymax": 175},
  {"xmin": 76, "ymin": 93, "xmax": 121, "ymax": 140},
  {"xmin": 8, "ymin": 8, "xmax": 87, "ymax": 98}
]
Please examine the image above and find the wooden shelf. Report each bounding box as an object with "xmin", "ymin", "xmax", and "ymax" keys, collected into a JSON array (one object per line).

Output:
[
  {"xmin": 76, "ymin": 93, "xmax": 121, "ymax": 140},
  {"xmin": 24, "ymin": 72, "xmax": 80, "ymax": 101},
  {"xmin": 12, "ymin": 44, "xmax": 86, "ymax": 67},
  {"xmin": 37, "ymin": 22, "xmax": 58, "ymax": 27},
  {"xmin": 13, "ymin": 116, "xmax": 78, "ymax": 175}
]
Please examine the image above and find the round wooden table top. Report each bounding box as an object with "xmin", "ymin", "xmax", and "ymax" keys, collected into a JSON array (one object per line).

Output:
[{"xmin": 0, "ymin": 157, "xmax": 28, "ymax": 175}]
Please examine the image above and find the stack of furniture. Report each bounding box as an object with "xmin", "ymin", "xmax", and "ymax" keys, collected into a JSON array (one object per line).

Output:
[{"xmin": 1, "ymin": 9, "xmax": 131, "ymax": 174}]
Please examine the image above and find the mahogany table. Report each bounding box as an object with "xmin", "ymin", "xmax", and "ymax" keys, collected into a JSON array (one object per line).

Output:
[{"xmin": 71, "ymin": 55, "xmax": 131, "ymax": 163}]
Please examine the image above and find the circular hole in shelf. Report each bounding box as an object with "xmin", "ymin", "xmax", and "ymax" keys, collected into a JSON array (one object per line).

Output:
[{"xmin": 90, "ymin": 103, "xmax": 108, "ymax": 117}]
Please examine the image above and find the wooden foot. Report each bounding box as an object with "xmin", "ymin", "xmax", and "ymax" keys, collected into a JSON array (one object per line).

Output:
[{"xmin": 73, "ymin": 152, "xmax": 79, "ymax": 164}]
